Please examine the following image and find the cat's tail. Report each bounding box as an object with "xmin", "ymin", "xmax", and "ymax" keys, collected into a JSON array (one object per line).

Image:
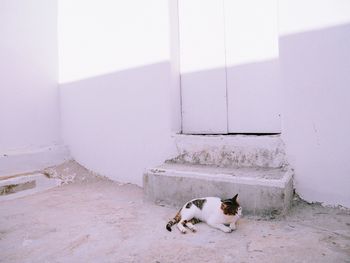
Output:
[{"xmin": 166, "ymin": 211, "xmax": 181, "ymax": 232}]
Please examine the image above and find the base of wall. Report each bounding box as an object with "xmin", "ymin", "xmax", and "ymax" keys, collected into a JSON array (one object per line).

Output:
[{"xmin": 0, "ymin": 145, "xmax": 70, "ymax": 178}]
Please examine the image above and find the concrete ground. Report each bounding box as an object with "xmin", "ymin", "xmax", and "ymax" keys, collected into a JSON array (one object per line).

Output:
[{"xmin": 0, "ymin": 161, "xmax": 349, "ymax": 263}]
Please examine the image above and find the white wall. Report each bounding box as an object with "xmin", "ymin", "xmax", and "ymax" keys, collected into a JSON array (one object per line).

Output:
[
  {"xmin": 279, "ymin": 0, "xmax": 350, "ymax": 207},
  {"xmin": 59, "ymin": 0, "xmax": 171, "ymax": 84},
  {"xmin": 59, "ymin": 0, "xmax": 180, "ymax": 185},
  {"xmin": 0, "ymin": 0, "xmax": 61, "ymax": 153},
  {"xmin": 58, "ymin": 0, "xmax": 350, "ymax": 206},
  {"xmin": 278, "ymin": 0, "xmax": 350, "ymax": 36}
]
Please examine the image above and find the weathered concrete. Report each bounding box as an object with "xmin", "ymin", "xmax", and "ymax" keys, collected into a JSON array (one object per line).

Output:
[
  {"xmin": 0, "ymin": 173, "xmax": 61, "ymax": 201},
  {"xmin": 144, "ymin": 134, "xmax": 294, "ymax": 216},
  {"xmin": 169, "ymin": 134, "xmax": 287, "ymax": 168},
  {"xmin": 144, "ymin": 163, "xmax": 293, "ymax": 216}
]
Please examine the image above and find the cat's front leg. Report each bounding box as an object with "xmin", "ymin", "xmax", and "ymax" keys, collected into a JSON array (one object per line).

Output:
[
  {"xmin": 207, "ymin": 220, "xmax": 232, "ymax": 233},
  {"xmin": 229, "ymin": 216, "xmax": 240, "ymax": 231},
  {"xmin": 176, "ymin": 221, "xmax": 187, "ymax": 234}
]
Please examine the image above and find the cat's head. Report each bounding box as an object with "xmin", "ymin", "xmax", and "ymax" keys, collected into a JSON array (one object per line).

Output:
[{"xmin": 221, "ymin": 194, "xmax": 242, "ymax": 216}]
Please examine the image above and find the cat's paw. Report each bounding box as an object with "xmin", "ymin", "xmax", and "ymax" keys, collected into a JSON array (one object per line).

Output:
[
  {"xmin": 177, "ymin": 224, "xmax": 187, "ymax": 234},
  {"xmin": 221, "ymin": 226, "xmax": 233, "ymax": 233},
  {"xmin": 189, "ymin": 226, "xmax": 197, "ymax": 233}
]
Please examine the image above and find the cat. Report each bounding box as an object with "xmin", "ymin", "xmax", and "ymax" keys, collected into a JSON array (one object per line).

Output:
[{"xmin": 166, "ymin": 194, "xmax": 242, "ymax": 233}]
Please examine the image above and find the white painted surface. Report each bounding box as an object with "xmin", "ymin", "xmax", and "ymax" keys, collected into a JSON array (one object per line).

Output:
[
  {"xmin": 279, "ymin": 0, "xmax": 350, "ymax": 36},
  {"xmin": 279, "ymin": 0, "xmax": 350, "ymax": 207},
  {"xmin": 59, "ymin": 1, "xmax": 180, "ymax": 186},
  {"xmin": 175, "ymin": 0, "xmax": 350, "ymax": 207},
  {"xmin": 169, "ymin": 0, "xmax": 182, "ymax": 132},
  {"xmin": 0, "ymin": 145, "xmax": 70, "ymax": 178},
  {"xmin": 178, "ymin": 0, "xmax": 228, "ymax": 134},
  {"xmin": 58, "ymin": 0, "xmax": 170, "ymax": 83},
  {"xmin": 0, "ymin": 0, "xmax": 61, "ymax": 153},
  {"xmin": 179, "ymin": 0, "xmax": 281, "ymax": 134},
  {"xmin": 60, "ymin": 63, "xmax": 178, "ymax": 186},
  {"xmin": 0, "ymin": 0, "xmax": 348, "ymax": 209},
  {"xmin": 224, "ymin": 0, "xmax": 279, "ymax": 67},
  {"xmin": 226, "ymin": 60, "xmax": 281, "ymax": 133},
  {"xmin": 225, "ymin": 0, "xmax": 281, "ymax": 133},
  {"xmin": 178, "ymin": 0, "xmax": 226, "ymax": 74}
]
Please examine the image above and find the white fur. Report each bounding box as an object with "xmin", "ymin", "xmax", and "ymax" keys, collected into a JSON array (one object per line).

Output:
[{"xmin": 176, "ymin": 197, "xmax": 242, "ymax": 234}]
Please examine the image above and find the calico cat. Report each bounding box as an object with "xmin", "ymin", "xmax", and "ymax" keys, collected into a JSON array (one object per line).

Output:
[{"xmin": 166, "ymin": 194, "xmax": 242, "ymax": 233}]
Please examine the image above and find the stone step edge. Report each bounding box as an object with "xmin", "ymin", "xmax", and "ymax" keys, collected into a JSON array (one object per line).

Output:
[
  {"xmin": 146, "ymin": 166, "xmax": 293, "ymax": 189},
  {"xmin": 168, "ymin": 134, "xmax": 287, "ymax": 169},
  {"xmin": 0, "ymin": 170, "xmax": 47, "ymax": 181}
]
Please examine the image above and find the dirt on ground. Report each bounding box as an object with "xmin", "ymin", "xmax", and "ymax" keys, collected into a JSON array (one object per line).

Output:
[{"xmin": 0, "ymin": 161, "xmax": 349, "ymax": 263}]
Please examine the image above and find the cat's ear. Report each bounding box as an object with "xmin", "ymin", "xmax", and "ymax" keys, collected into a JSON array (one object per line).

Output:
[{"xmin": 232, "ymin": 194, "xmax": 238, "ymax": 201}]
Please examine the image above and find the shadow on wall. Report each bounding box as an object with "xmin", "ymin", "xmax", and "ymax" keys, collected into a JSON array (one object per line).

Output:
[
  {"xmin": 60, "ymin": 61, "xmax": 178, "ymax": 185},
  {"xmin": 181, "ymin": 59, "xmax": 281, "ymax": 133},
  {"xmin": 279, "ymin": 23, "xmax": 350, "ymax": 207},
  {"xmin": 59, "ymin": 23, "xmax": 350, "ymax": 207},
  {"xmin": 60, "ymin": 57, "xmax": 281, "ymax": 185}
]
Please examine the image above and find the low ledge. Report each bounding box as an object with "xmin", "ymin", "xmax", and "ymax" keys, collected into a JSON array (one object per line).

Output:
[
  {"xmin": 0, "ymin": 173, "xmax": 61, "ymax": 201},
  {"xmin": 0, "ymin": 145, "xmax": 70, "ymax": 179},
  {"xmin": 144, "ymin": 163, "xmax": 294, "ymax": 217}
]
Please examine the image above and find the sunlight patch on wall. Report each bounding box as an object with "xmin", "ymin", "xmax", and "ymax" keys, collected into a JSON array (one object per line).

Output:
[
  {"xmin": 178, "ymin": 0, "xmax": 279, "ymax": 74},
  {"xmin": 279, "ymin": 0, "xmax": 350, "ymax": 36},
  {"xmin": 224, "ymin": 0, "xmax": 279, "ymax": 68},
  {"xmin": 58, "ymin": 0, "xmax": 170, "ymax": 83}
]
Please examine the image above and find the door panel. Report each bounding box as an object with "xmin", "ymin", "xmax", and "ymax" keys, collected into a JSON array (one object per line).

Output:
[
  {"xmin": 178, "ymin": 0, "xmax": 281, "ymax": 134},
  {"xmin": 226, "ymin": 60, "xmax": 281, "ymax": 133},
  {"xmin": 178, "ymin": 0, "xmax": 228, "ymax": 134},
  {"xmin": 224, "ymin": 0, "xmax": 281, "ymax": 133}
]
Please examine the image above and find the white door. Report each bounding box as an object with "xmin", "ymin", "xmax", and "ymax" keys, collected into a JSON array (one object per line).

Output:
[
  {"xmin": 224, "ymin": 0, "xmax": 281, "ymax": 133},
  {"xmin": 178, "ymin": 0, "xmax": 228, "ymax": 134},
  {"xmin": 178, "ymin": 0, "xmax": 281, "ymax": 134}
]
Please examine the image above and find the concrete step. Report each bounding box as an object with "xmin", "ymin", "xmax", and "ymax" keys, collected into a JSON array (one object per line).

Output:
[
  {"xmin": 0, "ymin": 173, "xmax": 60, "ymax": 201},
  {"xmin": 144, "ymin": 163, "xmax": 294, "ymax": 217},
  {"xmin": 168, "ymin": 134, "xmax": 287, "ymax": 168}
]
